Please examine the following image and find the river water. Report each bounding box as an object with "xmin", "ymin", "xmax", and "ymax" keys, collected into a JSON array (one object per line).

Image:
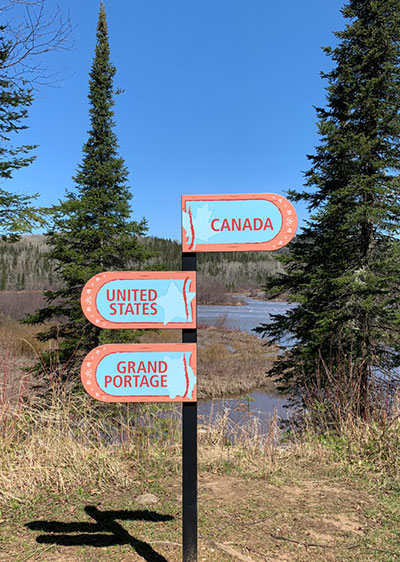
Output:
[
  {"xmin": 198, "ymin": 297, "xmax": 294, "ymax": 334},
  {"xmin": 197, "ymin": 297, "xmax": 294, "ymax": 431}
]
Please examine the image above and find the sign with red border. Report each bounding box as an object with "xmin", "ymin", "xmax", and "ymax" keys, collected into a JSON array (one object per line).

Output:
[
  {"xmin": 182, "ymin": 193, "xmax": 297, "ymax": 252},
  {"xmin": 81, "ymin": 344, "xmax": 197, "ymax": 403},
  {"xmin": 81, "ymin": 272, "xmax": 196, "ymax": 329}
]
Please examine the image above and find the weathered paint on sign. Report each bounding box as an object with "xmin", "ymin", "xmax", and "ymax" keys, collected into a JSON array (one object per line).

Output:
[
  {"xmin": 81, "ymin": 271, "xmax": 196, "ymax": 329},
  {"xmin": 81, "ymin": 344, "xmax": 197, "ymax": 403},
  {"xmin": 182, "ymin": 193, "xmax": 297, "ymax": 252}
]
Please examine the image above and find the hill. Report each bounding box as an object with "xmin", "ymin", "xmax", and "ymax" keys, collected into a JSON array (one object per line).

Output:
[{"xmin": 0, "ymin": 234, "xmax": 284, "ymax": 293}]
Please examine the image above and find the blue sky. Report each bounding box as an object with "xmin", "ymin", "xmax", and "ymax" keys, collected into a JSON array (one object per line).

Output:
[{"xmin": 9, "ymin": 0, "xmax": 346, "ymax": 241}]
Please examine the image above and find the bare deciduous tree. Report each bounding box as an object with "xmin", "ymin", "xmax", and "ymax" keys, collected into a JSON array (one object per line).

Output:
[
  {"xmin": 0, "ymin": 0, "xmax": 72, "ymax": 240},
  {"xmin": 0, "ymin": 0, "xmax": 72, "ymax": 86}
]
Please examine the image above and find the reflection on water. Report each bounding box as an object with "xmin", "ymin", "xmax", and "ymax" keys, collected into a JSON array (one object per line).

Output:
[
  {"xmin": 198, "ymin": 297, "xmax": 294, "ymax": 427},
  {"xmin": 198, "ymin": 296, "xmax": 295, "ymax": 335},
  {"xmin": 198, "ymin": 389, "xmax": 289, "ymax": 436}
]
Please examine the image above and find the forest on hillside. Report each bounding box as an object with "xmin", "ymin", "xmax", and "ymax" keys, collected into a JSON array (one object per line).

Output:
[{"xmin": 0, "ymin": 234, "xmax": 284, "ymax": 293}]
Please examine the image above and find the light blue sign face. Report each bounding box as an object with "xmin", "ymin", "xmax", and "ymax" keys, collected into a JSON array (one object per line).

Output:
[
  {"xmin": 96, "ymin": 279, "xmax": 196, "ymax": 325},
  {"xmin": 96, "ymin": 351, "xmax": 196, "ymax": 399},
  {"xmin": 182, "ymin": 199, "xmax": 282, "ymax": 250}
]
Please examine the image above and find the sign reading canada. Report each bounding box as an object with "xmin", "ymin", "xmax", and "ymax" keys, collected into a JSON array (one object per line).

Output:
[
  {"xmin": 81, "ymin": 272, "xmax": 196, "ymax": 329},
  {"xmin": 182, "ymin": 193, "xmax": 297, "ymax": 252},
  {"xmin": 81, "ymin": 344, "xmax": 197, "ymax": 403}
]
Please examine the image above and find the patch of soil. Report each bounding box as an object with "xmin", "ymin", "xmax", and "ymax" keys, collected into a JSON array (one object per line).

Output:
[
  {"xmin": 195, "ymin": 473, "xmax": 370, "ymax": 561},
  {"xmin": 0, "ymin": 472, "xmax": 378, "ymax": 562},
  {"xmin": 200, "ymin": 474, "xmax": 251, "ymax": 502}
]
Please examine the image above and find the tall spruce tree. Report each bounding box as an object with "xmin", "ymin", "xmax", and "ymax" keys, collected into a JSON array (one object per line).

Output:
[
  {"xmin": 256, "ymin": 0, "xmax": 400, "ymax": 417},
  {"xmin": 25, "ymin": 3, "xmax": 149, "ymax": 372}
]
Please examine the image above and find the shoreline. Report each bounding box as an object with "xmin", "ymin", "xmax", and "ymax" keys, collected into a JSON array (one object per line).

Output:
[
  {"xmin": 197, "ymin": 384, "xmax": 284, "ymax": 402},
  {"xmin": 198, "ymin": 291, "xmax": 290, "ymax": 306},
  {"xmin": 138, "ymin": 324, "xmax": 279, "ymax": 400},
  {"xmin": 0, "ymin": 314, "xmax": 280, "ymax": 403}
]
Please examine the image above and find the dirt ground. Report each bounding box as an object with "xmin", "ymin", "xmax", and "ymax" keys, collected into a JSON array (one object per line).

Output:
[{"xmin": 0, "ymin": 468, "xmax": 397, "ymax": 562}]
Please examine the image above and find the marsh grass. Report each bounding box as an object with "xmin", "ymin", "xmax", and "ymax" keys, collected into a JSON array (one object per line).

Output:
[
  {"xmin": 0, "ymin": 315, "xmax": 280, "ymax": 401},
  {"xmin": 0, "ymin": 317, "xmax": 399, "ymax": 516},
  {"xmin": 197, "ymin": 326, "xmax": 279, "ymax": 398},
  {"xmin": 0, "ymin": 316, "xmax": 46, "ymax": 357},
  {"xmin": 139, "ymin": 324, "xmax": 280, "ymax": 398},
  {"xmin": 0, "ymin": 389, "xmax": 281, "ymax": 507}
]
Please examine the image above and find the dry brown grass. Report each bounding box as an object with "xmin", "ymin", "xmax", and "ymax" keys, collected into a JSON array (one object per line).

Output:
[
  {"xmin": 0, "ymin": 316, "xmax": 46, "ymax": 356},
  {"xmin": 0, "ymin": 392, "xmax": 138, "ymax": 505},
  {"xmin": 3, "ymin": 383, "xmax": 398, "ymax": 511},
  {"xmin": 0, "ymin": 317, "xmax": 58, "ymax": 403},
  {"xmin": 0, "ymin": 389, "xmax": 282, "ymax": 507},
  {"xmin": 198, "ymin": 407, "xmax": 281, "ymax": 475},
  {"xmin": 0, "ymin": 319, "xmax": 282, "ymax": 506}
]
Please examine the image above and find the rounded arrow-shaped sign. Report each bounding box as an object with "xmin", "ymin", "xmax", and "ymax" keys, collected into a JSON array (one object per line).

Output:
[
  {"xmin": 81, "ymin": 271, "xmax": 196, "ymax": 329},
  {"xmin": 182, "ymin": 193, "xmax": 297, "ymax": 252},
  {"xmin": 81, "ymin": 344, "xmax": 197, "ymax": 403}
]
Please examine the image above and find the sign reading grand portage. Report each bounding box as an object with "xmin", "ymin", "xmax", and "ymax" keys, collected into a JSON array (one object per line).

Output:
[
  {"xmin": 182, "ymin": 193, "xmax": 297, "ymax": 252},
  {"xmin": 81, "ymin": 344, "xmax": 197, "ymax": 403},
  {"xmin": 81, "ymin": 272, "xmax": 196, "ymax": 329}
]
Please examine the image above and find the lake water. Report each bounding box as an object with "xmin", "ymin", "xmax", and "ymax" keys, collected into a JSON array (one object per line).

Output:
[
  {"xmin": 198, "ymin": 297, "xmax": 294, "ymax": 334},
  {"xmin": 197, "ymin": 297, "xmax": 294, "ymax": 430}
]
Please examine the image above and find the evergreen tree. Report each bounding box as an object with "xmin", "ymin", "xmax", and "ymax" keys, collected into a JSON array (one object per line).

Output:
[
  {"xmin": 25, "ymin": 3, "xmax": 149, "ymax": 373},
  {"xmin": 256, "ymin": 0, "xmax": 400, "ymax": 417}
]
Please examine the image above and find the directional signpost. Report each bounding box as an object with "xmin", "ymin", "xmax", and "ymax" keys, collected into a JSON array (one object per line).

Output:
[
  {"xmin": 81, "ymin": 192, "xmax": 297, "ymax": 562},
  {"xmin": 180, "ymin": 192, "xmax": 297, "ymax": 560}
]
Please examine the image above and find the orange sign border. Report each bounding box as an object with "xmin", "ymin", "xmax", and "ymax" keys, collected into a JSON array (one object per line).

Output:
[
  {"xmin": 181, "ymin": 193, "xmax": 297, "ymax": 252},
  {"xmin": 81, "ymin": 271, "xmax": 196, "ymax": 329},
  {"xmin": 81, "ymin": 343, "xmax": 197, "ymax": 403}
]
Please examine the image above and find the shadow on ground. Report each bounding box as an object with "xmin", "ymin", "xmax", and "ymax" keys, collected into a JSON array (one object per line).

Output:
[{"xmin": 26, "ymin": 505, "xmax": 174, "ymax": 562}]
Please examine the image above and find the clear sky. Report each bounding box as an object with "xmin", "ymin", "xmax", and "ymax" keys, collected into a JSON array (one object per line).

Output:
[{"xmin": 8, "ymin": 0, "xmax": 346, "ymax": 241}]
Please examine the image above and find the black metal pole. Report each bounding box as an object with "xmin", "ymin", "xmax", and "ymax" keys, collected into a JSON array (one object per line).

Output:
[{"xmin": 182, "ymin": 252, "xmax": 197, "ymax": 562}]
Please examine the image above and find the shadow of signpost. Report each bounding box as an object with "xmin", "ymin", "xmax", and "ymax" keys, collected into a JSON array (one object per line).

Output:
[{"xmin": 26, "ymin": 505, "xmax": 174, "ymax": 562}]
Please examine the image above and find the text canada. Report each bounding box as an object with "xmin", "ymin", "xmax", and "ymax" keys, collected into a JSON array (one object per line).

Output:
[{"xmin": 210, "ymin": 217, "xmax": 274, "ymax": 232}]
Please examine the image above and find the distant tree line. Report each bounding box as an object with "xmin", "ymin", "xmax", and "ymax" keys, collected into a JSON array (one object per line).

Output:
[
  {"xmin": 0, "ymin": 235, "xmax": 57, "ymax": 290},
  {"xmin": 0, "ymin": 234, "xmax": 284, "ymax": 293}
]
